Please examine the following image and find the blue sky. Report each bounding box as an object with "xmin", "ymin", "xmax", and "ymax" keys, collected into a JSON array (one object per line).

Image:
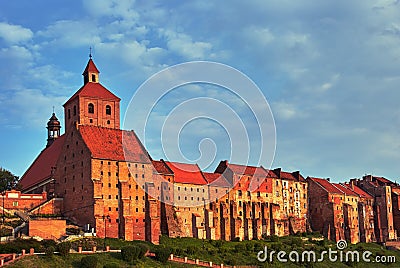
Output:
[{"xmin": 1, "ymin": 0, "xmax": 400, "ymax": 182}]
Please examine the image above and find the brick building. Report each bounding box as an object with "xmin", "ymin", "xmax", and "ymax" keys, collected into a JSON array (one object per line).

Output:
[
  {"xmin": 214, "ymin": 161, "xmax": 308, "ymax": 240},
  {"xmin": 18, "ymin": 55, "xmax": 399, "ymax": 245},
  {"xmin": 0, "ymin": 190, "xmax": 47, "ymax": 214},
  {"xmin": 351, "ymin": 175, "xmax": 397, "ymax": 242},
  {"xmin": 19, "ymin": 57, "xmax": 160, "ymax": 244},
  {"xmin": 307, "ymin": 177, "xmax": 377, "ymax": 243}
]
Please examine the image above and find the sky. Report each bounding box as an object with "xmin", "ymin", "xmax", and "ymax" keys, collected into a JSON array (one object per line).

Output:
[{"xmin": 0, "ymin": 0, "xmax": 400, "ymax": 182}]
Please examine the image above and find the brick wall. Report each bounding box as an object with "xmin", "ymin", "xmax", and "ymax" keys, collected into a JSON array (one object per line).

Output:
[
  {"xmin": 28, "ymin": 219, "xmax": 66, "ymax": 239},
  {"xmin": 0, "ymin": 191, "xmax": 47, "ymax": 213}
]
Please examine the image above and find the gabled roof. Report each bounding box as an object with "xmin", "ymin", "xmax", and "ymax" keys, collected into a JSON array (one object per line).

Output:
[
  {"xmin": 78, "ymin": 125, "xmax": 151, "ymax": 163},
  {"xmin": 226, "ymin": 163, "xmax": 270, "ymax": 177},
  {"xmin": 333, "ymin": 183, "xmax": 358, "ymax": 197},
  {"xmin": 83, "ymin": 59, "xmax": 100, "ymax": 74},
  {"xmin": 308, "ymin": 177, "xmax": 343, "ymax": 195},
  {"xmin": 64, "ymin": 82, "xmax": 120, "ymax": 106},
  {"xmin": 19, "ymin": 135, "xmax": 66, "ymax": 190},
  {"xmin": 274, "ymin": 168, "xmax": 306, "ymax": 182},
  {"xmin": 280, "ymin": 171, "xmax": 297, "ymax": 181},
  {"xmin": 203, "ymin": 172, "xmax": 231, "ymax": 188},
  {"xmin": 152, "ymin": 160, "xmax": 173, "ymax": 175},
  {"xmin": 374, "ymin": 176, "xmax": 392, "ymax": 184},
  {"xmin": 164, "ymin": 162, "xmax": 207, "ymax": 185},
  {"xmin": 344, "ymin": 183, "xmax": 373, "ymax": 199}
]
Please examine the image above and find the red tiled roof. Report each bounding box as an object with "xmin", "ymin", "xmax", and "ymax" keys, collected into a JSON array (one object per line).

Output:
[
  {"xmin": 227, "ymin": 163, "xmax": 269, "ymax": 176},
  {"xmin": 83, "ymin": 59, "xmax": 100, "ymax": 74},
  {"xmin": 280, "ymin": 171, "xmax": 297, "ymax": 181},
  {"xmin": 19, "ymin": 135, "xmax": 66, "ymax": 190},
  {"xmin": 308, "ymin": 177, "xmax": 343, "ymax": 195},
  {"xmin": 164, "ymin": 162, "xmax": 207, "ymax": 185},
  {"xmin": 203, "ymin": 172, "xmax": 231, "ymax": 188},
  {"xmin": 266, "ymin": 169, "xmax": 278, "ymax": 178},
  {"xmin": 374, "ymin": 176, "xmax": 392, "ymax": 184},
  {"xmin": 333, "ymin": 183, "xmax": 358, "ymax": 197},
  {"xmin": 79, "ymin": 125, "xmax": 151, "ymax": 163},
  {"xmin": 345, "ymin": 183, "xmax": 373, "ymax": 199},
  {"xmin": 392, "ymin": 187, "xmax": 400, "ymax": 195},
  {"xmin": 64, "ymin": 82, "xmax": 120, "ymax": 106},
  {"xmin": 152, "ymin": 160, "xmax": 173, "ymax": 174}
]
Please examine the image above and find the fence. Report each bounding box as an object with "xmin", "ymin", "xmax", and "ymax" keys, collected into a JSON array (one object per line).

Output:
[{"xmin": 0, "ymin": 247, "xmax": 236, "ymax": 268}]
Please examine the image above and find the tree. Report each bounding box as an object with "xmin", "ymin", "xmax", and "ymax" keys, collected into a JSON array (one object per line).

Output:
[{"xmin": 0, "ymin": 167, "xmax": 19, "ymax": 193}]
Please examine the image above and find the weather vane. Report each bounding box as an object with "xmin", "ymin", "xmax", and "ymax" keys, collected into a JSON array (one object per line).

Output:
[{"xmin": 89, "ymin": 47, "xmax": 92, "ymax": 59}]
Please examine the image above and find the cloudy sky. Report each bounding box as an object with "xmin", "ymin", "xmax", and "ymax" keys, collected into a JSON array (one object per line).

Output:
[{"xmin": 1, "ymin": 0, "xmax": 400, "ymax": 182}]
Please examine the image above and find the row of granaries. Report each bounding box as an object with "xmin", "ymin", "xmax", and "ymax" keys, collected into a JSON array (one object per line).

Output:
[{"xmin": 11, "ymin": 158, "xmax": 400, "ymax": 245}]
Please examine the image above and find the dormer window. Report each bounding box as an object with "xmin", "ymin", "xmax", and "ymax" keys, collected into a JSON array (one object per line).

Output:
[
  {"xmin": 88, "ymin": 103, "xmax": 94, "ymax": 113},
  {"xmin": 106, "ymin": 105, "xmax": 111, "ymax": 115},
  {"xmin": 92, "ymin": 74, "xmax": 96, "ymax": 82}
]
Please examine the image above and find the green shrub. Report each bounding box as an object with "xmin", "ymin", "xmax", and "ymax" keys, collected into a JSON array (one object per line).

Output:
[
  {"xmin": 45, "ymin": 246, "xmax": 55, "ymax": 257},
  {"xmin": 186, "ymin": 245, "xmax": 196, "ymax": 255},
  {"xmin": 80, "ymin": 255, "xmax": 98, "ymax": 268},
  {"xmin": 58, "ymin": 241, "xmax": 71, "ymax": 257},
  {"xmin": 103, "ymin": 263, "xmax": 119, "ymax": 268},
  {"xmin": 212, "ymin": 240, "xmax": 224, "ymax": 248},
  {"xmin": 155, "ymin": 247, "xmax": 171, "ymax": 263},
  {"xmin": 234, "ymin": 243, "xmax": 246, "ymax": 253},
  {"xmin": 121, "ymin": 245, "xmax": 147, "ymax": 263},
  {"xmin": 173, "ymin": 247, "xmax": 184, "ymax": 256}
]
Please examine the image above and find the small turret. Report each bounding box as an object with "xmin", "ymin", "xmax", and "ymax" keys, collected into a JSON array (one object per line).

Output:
[{"xmin": 47, "ymin": 112, "xmax": 61, "ymax": 147}]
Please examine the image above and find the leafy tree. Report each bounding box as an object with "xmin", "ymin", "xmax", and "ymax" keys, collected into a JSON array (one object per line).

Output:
[
  {"xmin": 121, "ymin": 245, "xmax": 147, "ymax": 263},
  {"xmin": 45, "ymin": 246, "xmax": 55, "ymax": 257},
  {"xmin": 80, "ymin": 255, "xmax": 98, "ymax": 268},
  {"xmin": 0, "ymin": 167, "xmax": 19, "ymax": 192},
  {"xmin": 154, "ymin": 247, "xmax": 171, "ymax": 263},
  {"xmin": 58, "ymin": 241, "xmax": 71, "ymax": 257}
]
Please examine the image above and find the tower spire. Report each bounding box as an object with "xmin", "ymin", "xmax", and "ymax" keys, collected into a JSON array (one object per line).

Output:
[
  {"xmin": 46, "ymin": 111, "xmax": 61, "ymax": 147},
  {"xmin": 82, "ymin": 53, "xmax": 100, "ymax": 84}
]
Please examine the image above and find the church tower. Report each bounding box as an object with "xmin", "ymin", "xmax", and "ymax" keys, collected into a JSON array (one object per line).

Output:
[
  {"xmin": 63, "ymin": 55, "xmax": 121, "ymax": 132},
  {"xmin": 46, "ymin": 112, "xmax": 61, "ymax": 147}
]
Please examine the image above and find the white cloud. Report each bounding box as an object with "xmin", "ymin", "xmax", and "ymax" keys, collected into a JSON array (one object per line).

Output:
[
  {"xmin": 37, "ymin": 20, "xmax": 101, "ymax": 47},
  {"xmin": 272, "ymin": 101, "xmax": 304, "ymax": 121},
  {"xmin": 0, "ymin": 89, "xmax": 66, "ymax": 129},
  {"xmin": 242, "ymin": 26, "xmax": 275, "ymax": 47},
  {"xmin": 160, "ymin": 29, "xmax": 212, "ymax": 59},
  {"xmin": 83, "ymin": 0, "xmax": 139, "ymax": 21},
  {"xmin": 0, "ymin": 22, "xmax": 33, "ymax": 44}
]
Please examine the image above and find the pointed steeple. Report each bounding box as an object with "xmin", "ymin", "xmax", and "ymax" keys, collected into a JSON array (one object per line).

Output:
[
  {"xmin": 82, "ymin": 53, "xmax": 100, "ymax": 84},
  {"xmin": 47, "ymin": 112, "xmax": 61, "ymax": 147}
]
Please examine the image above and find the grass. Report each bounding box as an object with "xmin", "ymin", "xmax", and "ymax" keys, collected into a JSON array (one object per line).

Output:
[
  {"xmin": 5, "ymin": 253, "xmax": 192, "ymax": 268},
  {"xmin": 3, "ymin": 235, "xmax": 400, "ymax": 267}
]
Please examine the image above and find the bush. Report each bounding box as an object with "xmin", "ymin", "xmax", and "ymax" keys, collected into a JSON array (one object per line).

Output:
[
  {"xmin": 58, "ymin": 241, "xmax": 71, "ymax": 257},
  {"xmin": 103, "ymin": 263, "xmax": 119, "ymax": 268},
  {"xmin": 45, "ymin": 246, "xmax": 55, "ymax": 257},
  {"xmin": 186, "ymin": 245, "xmax": 196, "ymax": 255},
  {"xmin": 154, "ymin": 247, "xmax": 171, "ymax": 263},
  {"xmin": 80, "ymin": 255, "xmax": 98, "ymax": 268},
  {"xmin": 121, "ymin": 245, "xmax": 147, "ymax": 263},
  {"xmin": 234, "ymin": 243, "xmax": 246, "ymax": 253}
]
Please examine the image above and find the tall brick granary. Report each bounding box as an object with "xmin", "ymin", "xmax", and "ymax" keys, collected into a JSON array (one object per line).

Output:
[{"xmin": 16, "ymin": 56, "xmax": 399, "ymax": 244}]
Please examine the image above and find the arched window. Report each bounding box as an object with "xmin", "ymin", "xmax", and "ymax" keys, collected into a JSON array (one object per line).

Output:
[
  {"xmin": 68, "ymin": 109, "xmax": 71, "ymax": 119},
  {"xmin": 105, "ymin": 105, "xmax": 111, "ymax": 115},
  {"xmin": 73, "ymin": 105, "xmax": 77, "ymax": 116},
  {"xmin": 88, "ymin": 103, "xmax": 94, "ymax": 114}
]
